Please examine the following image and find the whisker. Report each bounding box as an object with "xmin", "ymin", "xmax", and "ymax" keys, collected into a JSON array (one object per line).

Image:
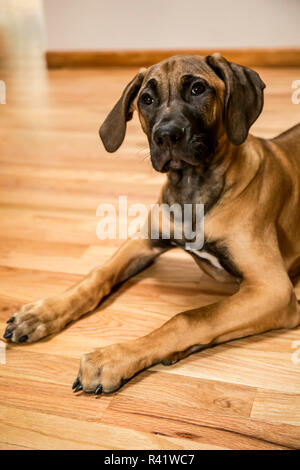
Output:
[{"xmin": 136, "ymin": 147, "xmax": 149, "ymax": 156}]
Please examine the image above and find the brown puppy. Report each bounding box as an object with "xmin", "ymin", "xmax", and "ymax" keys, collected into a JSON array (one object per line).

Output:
[{"xmin": 3, "ymin": 54, "xmax": 300, "ymax": 395}]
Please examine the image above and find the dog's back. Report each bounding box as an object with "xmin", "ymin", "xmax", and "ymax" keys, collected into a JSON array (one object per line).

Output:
[{"xmin": 272, "ymin": 123, "xmax": 300, "ymax": 161}]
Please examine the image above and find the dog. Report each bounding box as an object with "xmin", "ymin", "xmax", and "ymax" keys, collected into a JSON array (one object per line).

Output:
[{"xmin": 3, "ymin": 54, "xmax": 300, "ymax": 395}]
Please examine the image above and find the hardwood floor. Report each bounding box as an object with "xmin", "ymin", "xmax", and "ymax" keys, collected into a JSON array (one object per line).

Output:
[{"xmin": 0, "ymin": 2, "xmax": 300, "ymax": 451}]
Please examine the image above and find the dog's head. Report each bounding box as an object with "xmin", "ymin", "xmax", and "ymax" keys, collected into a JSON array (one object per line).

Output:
[{"xmin": 100, "ymin": 54, "xmax": 265, "ymax": 173}]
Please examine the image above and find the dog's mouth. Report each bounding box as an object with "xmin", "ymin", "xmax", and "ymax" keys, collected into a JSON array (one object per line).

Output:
[
  {"xmin": 150, "ymin": 132, "xmax": 215, "ymax": 173},
  {"xmin": 161, "ymin": 158, "xmax": 188, "ymax": 172},
  {"xmin": 150, "ymin": 147, "xmax": 193, "ymax": 173},
  {"xmin": 150, "ymin": 150, "xmax": 200, "ymax": 173}
]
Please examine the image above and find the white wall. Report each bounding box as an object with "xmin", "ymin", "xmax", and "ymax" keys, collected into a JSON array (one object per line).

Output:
[{"xmin": 43, "ymin": 0, "xmax": 300, "ymax": 51}]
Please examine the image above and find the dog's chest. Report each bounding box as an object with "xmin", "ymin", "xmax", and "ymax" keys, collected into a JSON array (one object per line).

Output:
[
  {"xmin": 163, "ymin": 168, "xmax": 242, "ymax": 281},
  {"xmin": 169, "ymin": 239, "xmax": 236, "ymax": 283},
  {"xmin": 188, "ymin": 248, "xmax": 224, "ymax": 270},
  {"xmin": 184, "ymin": 243, "xmax": 241, "ymax": 283}
]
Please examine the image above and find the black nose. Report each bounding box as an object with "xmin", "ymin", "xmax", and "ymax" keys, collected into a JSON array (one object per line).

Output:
[{"xmin": 153, "ymin": 125, "xmax": 185, "ymax": 147}]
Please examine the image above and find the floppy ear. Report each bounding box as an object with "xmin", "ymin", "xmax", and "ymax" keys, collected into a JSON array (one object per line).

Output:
[
  {"xmin": 99, "ymin": 71, "xmax": 145, "ymax": 152},
  {"xmin": 206, "ymin": 53, "xmax": 265, "ymax": 145}
]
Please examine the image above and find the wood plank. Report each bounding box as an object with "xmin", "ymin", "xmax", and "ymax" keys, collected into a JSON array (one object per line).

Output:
[
  {"xmin": 0, "ymin": 374, "xmax": 112, "ymax": 422},
  {"xmin": 0, "ymin": 404, "xmax": 221, "ymax": 450},
  {"xmin": 100, "ymin": 371, "xmax": 299, "ymax": 450},
  {"xmin": 103, "ymin": 395, "xmax": 299, "ymax": 450},
  {"xmin": 116, "ymin": 370, "xmax": 257, "ymax": 418},
  {"xmin": 251, "ymin": 389, "xmax": 300, "ymax": 426},
  {"xmin": 0, "ymin": 349, "xmax": 79, "ymax": 385}
]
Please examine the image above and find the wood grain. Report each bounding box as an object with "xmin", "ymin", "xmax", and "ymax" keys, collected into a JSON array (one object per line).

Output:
[
  {"xmin": 102, "ymin": 396, "xmax": 299, "ymax": 450},
  {"xmin": 0, "ymin": 0, "xmax": 299, "ymax": 450},
  {"xmin": 251, "ymin": 389, "xmax": 300, "ymax": 426}
]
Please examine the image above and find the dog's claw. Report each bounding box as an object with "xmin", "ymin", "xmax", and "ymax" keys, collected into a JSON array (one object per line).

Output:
[
  {"xmin": 3, "ymin": 329, "xmax": 13, "ymax": 339},
  {"xmin": 7, "ymin": 316, "xmax": 15, "ymax": 324},
  {"xmin": 72, "ymin": 377, "xmax": 80, "ymax": 390},
  {"xmin": 74, "ymin": 383, "xmax": 83, "ymax": 393},
  {"xmin": 18, "ymin": 335, "xmax": 28, "ymax": 343},
  {"xmin": 94, "ymin": 384, "xmax": 102, "ymax": 395}
]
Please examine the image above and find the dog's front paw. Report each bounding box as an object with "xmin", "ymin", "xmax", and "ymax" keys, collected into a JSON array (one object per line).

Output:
[
  {"xmin": 73, "ymin": 342, "xmax": 143, "ymax": 395},
  {"xmin": 3, "ymin": 299, "xmax": 66, "ymax": 344}
]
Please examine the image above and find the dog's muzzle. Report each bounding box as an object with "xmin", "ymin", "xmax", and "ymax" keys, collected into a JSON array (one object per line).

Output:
[{"xmin": 151, "ymin": 122, "xmax": 189, "ymax": 172}]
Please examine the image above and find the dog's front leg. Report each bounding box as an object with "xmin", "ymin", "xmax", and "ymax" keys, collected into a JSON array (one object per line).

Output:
[
  {"xmin": 76, "ymin": 264, "xmax": 300, "ymax": 394},
  {"xmin": 3, "ymin": 237, "xmax": 168, "ymax": 344}
]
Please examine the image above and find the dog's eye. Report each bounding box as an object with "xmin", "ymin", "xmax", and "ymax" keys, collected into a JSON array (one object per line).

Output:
[
  {"xmin": 191, "ymin": 82, "xmax": 205, "ymax": 96},
  {"xmin": 141, "ymin": 93, "xmax": 154, "ymax": 105}
]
